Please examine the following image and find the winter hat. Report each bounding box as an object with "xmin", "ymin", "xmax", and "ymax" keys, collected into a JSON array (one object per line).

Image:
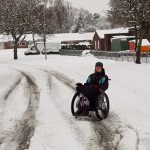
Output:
[{"xmin": 95, "ymin": 62, "xmax": 103, "ymax": 68}]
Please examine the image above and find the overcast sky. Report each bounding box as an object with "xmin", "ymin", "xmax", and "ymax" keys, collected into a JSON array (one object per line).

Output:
[{"xmin": 66, "ymin": 0, "xmax": 110, "ymax": 15}]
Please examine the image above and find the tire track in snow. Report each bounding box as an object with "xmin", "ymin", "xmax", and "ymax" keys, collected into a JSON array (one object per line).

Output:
[
  {"xmin": 41, "ymin": 70, "xmax": 89, "ymax": 147},
  {"xmin": 93, "ymin": 120, "xmax": 122, "ymax": 150},
  {"xmin": 127, "ymin": 125, "xmax": 140, "ymax": 150},
  {"xmin": 13, "ymin": 70, "xmax": 40, "ymax": 150},
  {"xmin": 0, "ymin": 74, "xmax": 25, "ymax": 149},
  {"xmin": 42, "ymin": 69, "xmax": 76, "ymax": 90},
  {"xmin": 0, "ymin": 75, "xmax": 23, "ymax": 121},
  {"xmin": 3, "ymin": 77, "xmax": 23, "ymax": 100},
  {"xmin": 0, "ymin": 68, "xmax": 40, "ymax": 150},
  {"xmin": 0, "ymin": 66, "xmax": 23, "ymax": 101}
]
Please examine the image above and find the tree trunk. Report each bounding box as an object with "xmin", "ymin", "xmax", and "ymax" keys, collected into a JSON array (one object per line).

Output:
[
  {"xmin": 135, "ymin": 29, "xmax": 142, "ymax": 64},
  {"xmin": 135, "ymin": 25, "xmax": 138, "ymax": 53},
  {"xmin": 32, "ymin": 33, "xmax": 38, "ymax": 52},
  {"xmin": 13, "ymin": 43, "xmax": 18, "ymax": 60}
]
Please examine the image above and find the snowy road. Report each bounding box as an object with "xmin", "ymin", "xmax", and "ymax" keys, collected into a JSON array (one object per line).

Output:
[
  {"xmin": 0, "ymin": 64, "xmax": 121, "ymax": 150},
  {"xmin": 0, "ymin": 50, "xmax": 150, "ymax": 150}
]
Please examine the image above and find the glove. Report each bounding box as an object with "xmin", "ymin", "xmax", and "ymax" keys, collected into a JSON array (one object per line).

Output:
[{"xmin": 76, "ymin": 83, "xmax": 83, "ymax": 87}]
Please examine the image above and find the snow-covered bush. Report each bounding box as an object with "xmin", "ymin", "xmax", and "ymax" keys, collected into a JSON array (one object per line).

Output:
[{"xmin": 81, "ymin": 50, "xmax": 94, "ymax": 57}]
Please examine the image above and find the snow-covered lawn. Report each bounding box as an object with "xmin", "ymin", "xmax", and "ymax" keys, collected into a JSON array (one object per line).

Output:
[{"xmin": 0, "ymin": 49, "xmax": 150, "ymax": 150}]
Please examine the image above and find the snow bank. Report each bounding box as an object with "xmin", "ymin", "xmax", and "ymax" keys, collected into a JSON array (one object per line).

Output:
[{"xmin": 81, "ymin": 50, "xmax": 94, "ymax": 57}]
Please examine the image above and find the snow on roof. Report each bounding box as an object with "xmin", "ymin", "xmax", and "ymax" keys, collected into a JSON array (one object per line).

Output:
[
  {"xmin": 112, "ymin": 35, "xmax": 135, "ymax": 39},
  {"xmin": 46, "ymin": 32, "xmax": 94, "ymax": 42},
  {"xmin": 129, "ymin": 39, "xmax": 150, "ymax": 46},
  {"xmin": 141, "ymin": 39, "xmax": 150, "ymax": 46},
  {"xmin": 96, "ymin": 28, "xmax": 129, "ymax": 38},
  {"xmin": 0, "ymin": 35, "xmax": 13, "ymax": 42},
  {"xmin": 0, "ymin": 34, "xmax": 41, "ymax": 43},
  {"xmin": 24, "ymin": 34, "xmax": 40, "ymax": 41},
  {"xmin": 77, "ymin": 41, "xmax": 90, "ymax": 45},
  {"xmin": 0, "ymin": 32, "xmax": 94, "ymax": 43}
]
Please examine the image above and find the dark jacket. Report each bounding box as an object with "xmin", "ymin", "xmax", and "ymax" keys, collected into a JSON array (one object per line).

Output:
[{"xmin": 85, "ymin": 68, "xmax": 109, "ymax": 91}]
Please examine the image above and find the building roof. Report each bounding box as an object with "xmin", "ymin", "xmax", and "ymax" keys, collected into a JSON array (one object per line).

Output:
[
  {"xmin": 96, "ymin": 28, "xmax": 129, "ymax": 38},
  {"xmin": 24, "ymin": 34, "xmax": 40, "ymax": 41},
  {"xmin": 0, "ymin": 32, "xmax": 94, "ymax": 43},
  {"xmin": 46, "ymin": 32, "xmax": 94, "ymax": 42}
]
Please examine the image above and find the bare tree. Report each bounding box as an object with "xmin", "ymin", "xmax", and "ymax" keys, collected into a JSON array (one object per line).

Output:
[
  {"xmin": 70, "ymin": 8, "xmax": 110, "ymax": 33},
  {"xmin": 0, "ymin": 0, "xmax": 40, "ymax": 59},
  {"xmin": 107, "ymin": 0, "xmax": 150, "ymax": 64},
  {"xmin": 92, "ymin": 13, "xmax": 111, "ymax": 30},
  {"xmin": 53, "ymin": 0, "xmax": 74, "ymax": 33}
]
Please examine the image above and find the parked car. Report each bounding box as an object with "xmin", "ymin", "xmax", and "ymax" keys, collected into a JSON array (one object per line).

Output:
[
  {"xmin": 41, "ymin": 49, "xmax": 59, "ymax": 54},
  {"xmin": 36, "ymin": 41, "xmax": 61, "ymax": 54},
  {"xmin": 24, "ymin": 47, "xmax": 40, "ymax": 55}
]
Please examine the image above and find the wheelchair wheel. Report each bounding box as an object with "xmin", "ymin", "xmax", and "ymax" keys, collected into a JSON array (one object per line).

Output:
[
  {"xmin": 71, "ymin": 92, "xmax": 83, "ymax": 116},
  {"xmin": 95, "ymin": 93, "xmax": 109, "ymax": 120}
]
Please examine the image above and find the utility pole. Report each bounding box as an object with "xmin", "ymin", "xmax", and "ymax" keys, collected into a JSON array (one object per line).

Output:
[
  {"xmin": 43, "ymin": 7, "xmax": 47, "ymax": 60},
  {"xmin": 39, "ymin": 0, "xmax": 47, "ymax": 60}
]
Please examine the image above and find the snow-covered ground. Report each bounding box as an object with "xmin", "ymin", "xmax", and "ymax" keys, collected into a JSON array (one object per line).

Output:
[{"xmin": 0, "ymin": 49, "xmax": 150, "ymax": 150}]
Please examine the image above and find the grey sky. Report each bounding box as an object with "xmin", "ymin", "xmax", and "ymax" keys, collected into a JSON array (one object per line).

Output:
[{"xmin": 66, "ymin": 0, "xmax": 110, "ymax": 15}]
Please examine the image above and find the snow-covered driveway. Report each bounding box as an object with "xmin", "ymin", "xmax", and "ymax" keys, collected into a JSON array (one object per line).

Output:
[{"xmin": 0, "ymin": 50, "xmax": 150, "ymax": 150}]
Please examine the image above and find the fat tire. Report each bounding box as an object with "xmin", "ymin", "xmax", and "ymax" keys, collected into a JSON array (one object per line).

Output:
[
  {"xmin": 71, "ymin": 92, "xmax": 79, "ymax": 116},
  {"xmin": 95, "ymin": 93, "xmax": 109, "ymax": 120}
]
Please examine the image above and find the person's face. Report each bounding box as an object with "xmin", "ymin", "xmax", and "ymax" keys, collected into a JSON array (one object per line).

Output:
[{"xmin": 95, "ymin": 66, "xmax": 102, "ymax": 72}]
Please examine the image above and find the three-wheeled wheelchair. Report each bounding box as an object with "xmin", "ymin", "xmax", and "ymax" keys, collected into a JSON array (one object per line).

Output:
[{"xmin": 71, "ymin": 87, "xmax": 110, "ymax": 120}]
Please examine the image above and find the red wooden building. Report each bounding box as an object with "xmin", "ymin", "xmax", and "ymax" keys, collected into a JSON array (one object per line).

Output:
[{"xmin": 93, "ymin": 28, "xmax": 131, "ymax": 51}]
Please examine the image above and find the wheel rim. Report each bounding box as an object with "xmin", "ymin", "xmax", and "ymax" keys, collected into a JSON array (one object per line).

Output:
[{"xmin": 75, "ymin": 98, "xmax": 83, "ymax": 111}]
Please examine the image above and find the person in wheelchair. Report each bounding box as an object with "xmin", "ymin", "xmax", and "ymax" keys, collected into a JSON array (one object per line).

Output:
[{"xmin": 75, "ymin": 62, "xmax": 109, "ymax": 116}]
